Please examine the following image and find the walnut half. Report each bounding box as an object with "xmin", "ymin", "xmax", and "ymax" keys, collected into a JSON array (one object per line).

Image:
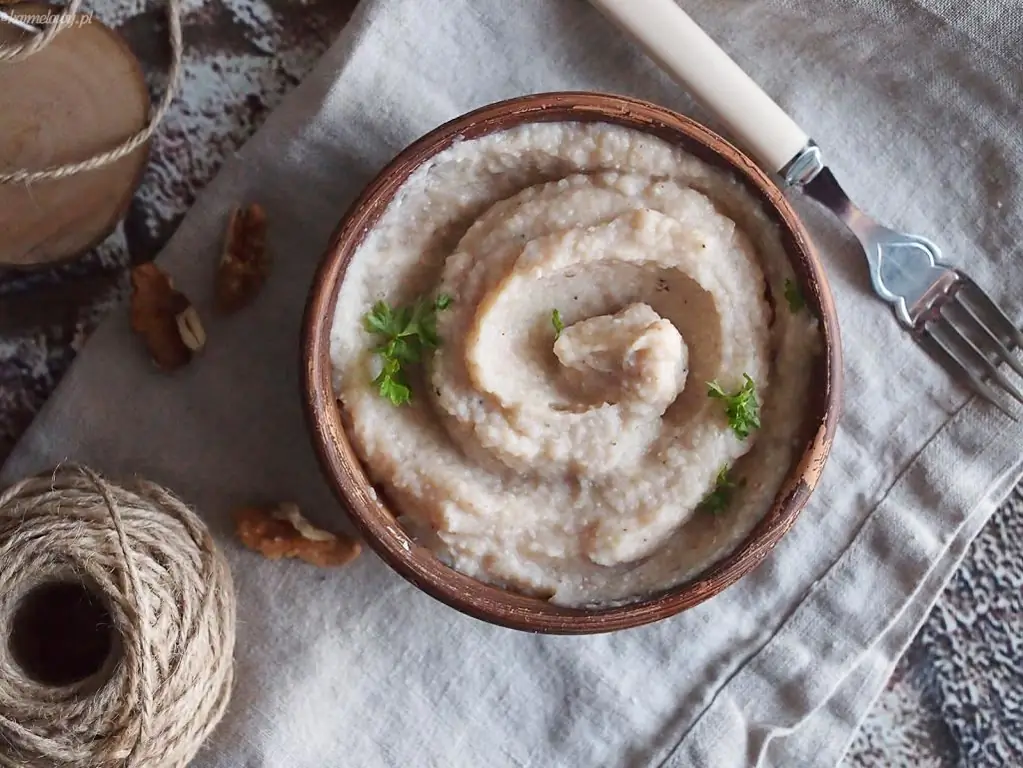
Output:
[
  {"xmin": 216, "ymin": 203, "xmax": 269, "ymax": 313},
  {"xmin": 234, "ymin": 503, "xmax": 362, "ymax": 568},
  {"xmin": 130, "ymin": 263, "xmax": 205, "ymax": 371}
]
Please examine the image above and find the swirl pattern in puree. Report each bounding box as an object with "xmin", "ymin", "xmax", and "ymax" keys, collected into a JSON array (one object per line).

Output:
[{"xmin": 330, "ymin": 123, "xmax": 820, "ymax": 606}]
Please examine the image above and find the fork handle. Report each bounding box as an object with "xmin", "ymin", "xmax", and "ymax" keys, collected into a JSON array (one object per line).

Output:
[{"xmin": 589, "ymin": 0, "xmax": 811, "ymax": 174}]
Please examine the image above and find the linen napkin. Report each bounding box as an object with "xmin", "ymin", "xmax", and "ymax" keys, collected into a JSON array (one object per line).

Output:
[{"xmin": 4, "ymin": 0, "xmax": 1022, "ymax": 765}]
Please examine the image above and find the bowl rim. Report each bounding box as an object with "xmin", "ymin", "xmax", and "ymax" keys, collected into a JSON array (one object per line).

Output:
[{"xmin": 301, "ymin": 91, "xmax": 843, "ymax": 634}]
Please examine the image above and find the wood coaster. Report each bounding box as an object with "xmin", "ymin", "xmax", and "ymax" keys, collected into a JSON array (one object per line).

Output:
[{"xmin": 0, "ymin": 2, "xmax": 150, "ymax": 269}]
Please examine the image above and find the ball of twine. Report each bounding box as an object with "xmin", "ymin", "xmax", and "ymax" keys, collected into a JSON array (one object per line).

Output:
[{"xmin": 0, "ymin": 464, "xmax": 236, "ymax": 768}]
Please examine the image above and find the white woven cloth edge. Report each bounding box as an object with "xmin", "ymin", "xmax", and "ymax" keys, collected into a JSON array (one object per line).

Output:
[{"xmin": 2, "ymin": 1, "xmax": 1021, "ymax": 766}]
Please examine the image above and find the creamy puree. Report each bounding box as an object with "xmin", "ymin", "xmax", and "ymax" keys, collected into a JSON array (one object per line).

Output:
[{"xmin": 330, "ymin": 122, "xmax": 820, "ymax": 606}]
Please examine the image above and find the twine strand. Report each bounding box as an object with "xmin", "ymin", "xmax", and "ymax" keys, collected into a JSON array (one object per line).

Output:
[
  {"xmin": 0, "ymin": 0, "xmax": 84, "ymax": 61},
  {"xmin": 0, "ymin": 0, "xmax": 183, "ymax": 185},
  {"xmin": 82, "ymin": 465, "xmax": 156, "ymax": 764}
]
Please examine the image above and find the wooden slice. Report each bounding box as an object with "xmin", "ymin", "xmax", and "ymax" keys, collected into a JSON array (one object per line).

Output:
[{"xmin": 0, "ymin": 2, "xmax": 149, "ymax": 268}]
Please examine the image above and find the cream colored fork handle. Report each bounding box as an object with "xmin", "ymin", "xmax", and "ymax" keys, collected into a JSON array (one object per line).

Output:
[{"xmin": 589, "ymin": 0, "xmax": 810, "ymax": 174}]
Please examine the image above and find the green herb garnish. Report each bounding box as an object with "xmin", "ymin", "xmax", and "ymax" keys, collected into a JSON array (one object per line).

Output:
[
  {"xmin": 363, "ymin": 294, "xmax": 452, "ymax": 405},
  {"xmin": 707, "ymin": 373, "xmax": 761, "ymax": 439},
  {"xmin": 783, "ymin": 278, "xmax": 805, "ymax": 313},
  {"xmin": 700, "ymin": 466, "xmax": 744, "ymax": 514},
  {"xmin": 551, "ymin": 308, "xmax": 565, "ymax": 340},
  {"xmin": 372, "ymin": 357, "xmax": 411, "ymax": 406}
]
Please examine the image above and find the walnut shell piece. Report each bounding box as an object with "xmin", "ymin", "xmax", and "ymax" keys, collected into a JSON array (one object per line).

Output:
[
  {"xmin": 234, "ymin": 503, "xmax": 362, "ymax": 568},
  {"xmin": 215, "ymin": 203, "xmax": 269, "ymax": 313},
  {"xmin": 176, "ymin": 305, "xmax": 207, "ymax": 352},
  {"xmin": 129, "ymin": 263, "xmax": 201, "ymax": 371}
]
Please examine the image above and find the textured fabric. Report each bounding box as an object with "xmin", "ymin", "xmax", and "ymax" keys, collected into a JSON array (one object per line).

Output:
[{"xmin": 2, "ymin": 1, "xmax": 1021, "ymax": 765}]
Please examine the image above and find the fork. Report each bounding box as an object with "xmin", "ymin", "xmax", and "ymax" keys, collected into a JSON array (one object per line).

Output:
[{"xmin": 590, "ymin": 0, "xmax": 1023, "ymax": 416}]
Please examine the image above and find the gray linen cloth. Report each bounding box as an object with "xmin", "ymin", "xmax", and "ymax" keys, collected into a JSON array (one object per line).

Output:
[{"xmin": 3, "ymin": 0, "xmax": 1022, "ymax": 765}]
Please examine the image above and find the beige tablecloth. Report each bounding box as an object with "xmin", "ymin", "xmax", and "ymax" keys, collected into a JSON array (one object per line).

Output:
[{"xmin": 3, "ymin": 0, "xmax": 1022, "ymax": 765}]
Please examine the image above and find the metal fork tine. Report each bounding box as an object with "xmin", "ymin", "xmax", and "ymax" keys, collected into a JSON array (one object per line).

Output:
[
  {"xmin": 952, "ymin": 292, "xmax": 1023, "ymax": 380},
  {"xmin": 918, "ymin": 326, "xmax": 1017, "ymax": 420},
  {"xmin": 932, "ymin": 314, "xmax": 1023, "ymax": 407},
  {"xmin": 958, "ymin": 278, "xmax": 1023, "ymax": 349}
]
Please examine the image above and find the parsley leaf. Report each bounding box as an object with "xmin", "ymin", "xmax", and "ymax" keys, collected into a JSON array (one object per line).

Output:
[
  {"xmin": 363, "ymin": 300, "xmax": 402, "ymax": 337},
  {"xmin": 551, "ymin": 309, "xmax": 565, "ymax": 340},
  {"xmin": 707, "ymin": 373, "xmax": 761, "ymax": 439},
  {"xmin": 699, "ymin": 466, "xmax": 744, "ymax": 514},
  {"xmin": 378, "ymin": 337, "xmax": 420, "ymax": 365},
  {"xmin": 783, "ymin": 278, "xmax": 805, "ymax": 313},
  {"xmin": 372, "ymin": 357, "xmax": 411, "ymax": 406},
  {"xmin": 363, "ymin": 294, "xmax": 452, "ymax": 405}
]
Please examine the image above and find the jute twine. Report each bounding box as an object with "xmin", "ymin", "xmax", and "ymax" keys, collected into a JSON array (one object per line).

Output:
[
  {"xmin": 0, "ymin": 0, "xmax": 183, "ymax": 184},
  {"xmin": 0, "ymin": 464, "xmax": 236, "ymax": 768}
]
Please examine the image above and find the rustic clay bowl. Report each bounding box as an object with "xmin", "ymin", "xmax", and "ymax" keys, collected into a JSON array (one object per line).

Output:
[{"xmin": 302, "ymin": 92, "xmax": 842, "ymax": 634}]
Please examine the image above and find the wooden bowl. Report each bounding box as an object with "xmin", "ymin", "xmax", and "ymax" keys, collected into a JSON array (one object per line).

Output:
[{"xmin": 302, "ymin": 92, "xmax": 842, "ymax": 634}]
